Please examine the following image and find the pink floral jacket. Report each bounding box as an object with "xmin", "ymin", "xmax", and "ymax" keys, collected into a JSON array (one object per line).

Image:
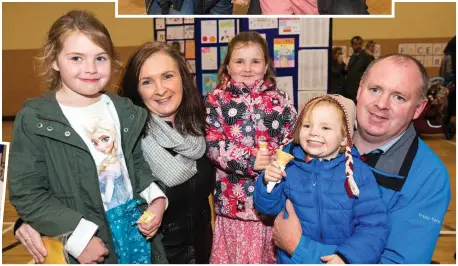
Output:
[{"xmin": 205, "ymin": 79, "xmax": 297, "ymax": 220}]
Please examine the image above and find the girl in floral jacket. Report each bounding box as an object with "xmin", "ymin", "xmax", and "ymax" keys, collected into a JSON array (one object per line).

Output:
[{"xmin": 204, "ymin": 31, "xmax": 297, "ymax": 263}]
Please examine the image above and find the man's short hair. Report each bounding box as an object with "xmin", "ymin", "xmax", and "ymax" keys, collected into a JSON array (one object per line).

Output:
[
  {"xmin": 360, "ymin": 53, "xmax": 430, "ymax": 100},
  {"xmin": 350, "ymin": 36, "xmax": 363, "ymax": 45}
]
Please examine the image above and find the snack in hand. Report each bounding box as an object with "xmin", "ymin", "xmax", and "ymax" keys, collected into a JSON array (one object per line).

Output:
[
  {"xmin": 139, "ymin": 210, "xmax": 156, "ymax": 224},
  {"xmin": 258, "ymin": 136, "xmax": 268, "ymax": 150},
  {"xmin": 266, "ymin": 149, "xmax": 294, "ymax": 193},
  {"xmin": 42, "ymin": 236, "xmax": 68, "ymax": 264}
]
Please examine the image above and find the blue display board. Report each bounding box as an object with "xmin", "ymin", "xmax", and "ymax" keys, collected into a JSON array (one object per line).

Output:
[{"xmin": 154, "ymin": 18, "xmax": 332, "ymax": 110}]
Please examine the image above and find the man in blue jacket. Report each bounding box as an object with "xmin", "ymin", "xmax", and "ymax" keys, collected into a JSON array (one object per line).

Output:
[{"xmin": 271, "ymin": 53, "xmax": 451, "ymax": 264}]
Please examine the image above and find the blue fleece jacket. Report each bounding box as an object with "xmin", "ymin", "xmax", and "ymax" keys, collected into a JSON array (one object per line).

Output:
[{"xmin": 254, "ymin": 143, "xmax": 389, "ymax": 264}]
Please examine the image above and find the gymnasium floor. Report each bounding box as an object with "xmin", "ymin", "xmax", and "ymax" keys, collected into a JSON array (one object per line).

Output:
[{"xmin": 1, "ymin": 121, "xmax": 455, "ymax": 264}]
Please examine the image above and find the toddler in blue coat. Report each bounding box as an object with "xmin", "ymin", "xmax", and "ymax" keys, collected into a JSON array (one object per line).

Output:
[{"xmin": 254, "ymin": 94, "xmax": 389, "ymax": 264}]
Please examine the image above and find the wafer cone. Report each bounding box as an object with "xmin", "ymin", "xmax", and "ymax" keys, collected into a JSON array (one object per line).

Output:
[
  {"xmin": 258, "ymin": 137, "xmax": 268, "ymax": 150},
  {"xmin": 42, "ymin": 236, "xmax": 68, "ymax": 264},
  {"xmin": 266, "ymin": 149, "xmax": 294, "ymax": 193}
]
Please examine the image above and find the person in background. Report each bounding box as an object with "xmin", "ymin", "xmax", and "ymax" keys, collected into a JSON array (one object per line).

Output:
[
  {"xmin": 365, "ymin": 40, "xmax": 376, "ymax": 58},
  {"xmin": 330, "ymin": 47, "xmax": 347, "ymax": 95},
  {"xmin": 440, "ymin": 36, "xmax": 456, "ymax": 139},
  {"xmin": 344, "ymin": 36, "xmax": 374, "ymax": 103}
]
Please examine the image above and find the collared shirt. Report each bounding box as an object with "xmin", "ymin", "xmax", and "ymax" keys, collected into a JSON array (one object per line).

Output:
[{"xmin": 366, "ymin": 131, "xmax": 407, "ymax": 155}]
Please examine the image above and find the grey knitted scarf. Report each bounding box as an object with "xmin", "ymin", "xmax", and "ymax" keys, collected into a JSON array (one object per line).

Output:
[{"xmin": 141, "ymin": 114, "xmax": 206, "ymax": 187}]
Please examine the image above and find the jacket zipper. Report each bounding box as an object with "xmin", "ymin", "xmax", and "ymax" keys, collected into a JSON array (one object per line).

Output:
[{"xmin": 313, "ymin": 163, "xmax": 323, "ymax": 242}]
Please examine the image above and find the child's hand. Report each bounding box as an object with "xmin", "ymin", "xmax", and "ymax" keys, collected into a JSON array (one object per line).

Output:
[
  {"xmin": 77, "ymin": 236, "xmax": 109, "ymax": 264},
  {"xmin": 254, "ymin": 149, "xmax": 272, "ymax": 171},
  {"xmin": 264, "ymin": 161, "xmax": 286, "ymax": 183},
  {"xmin": 321, "ymin": 254, "xmax": 345, "ymax": 264},
  {"xmin": 137, "ymin": 197, "xmax": 166, "ymax": 240},
  {"xmin": 231, "ymin": 0, "xmax": 249, "ymax": 6}
]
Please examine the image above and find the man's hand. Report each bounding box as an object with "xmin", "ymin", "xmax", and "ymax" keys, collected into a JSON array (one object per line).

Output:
[
  {"xmin": 254, "ymin": 149, "xmax": 272, "ymax": 171},
  {"xmin": 272, "ymin": 199, "xmax": 302, "ymax": 255},
  {"xmin": 15, "ymin": 223, "xmax": 47, "ymax": 263},
  {"xmin": 321, "ymin": 254, "xmax": 346, "ymax": 264},
  {"xmin": 77, "ymin": 236, "xmax": 109, "ymax": 264},
  {"xmin": 137, "ymin": 197, "xmax": 166, "ymax": 240}
]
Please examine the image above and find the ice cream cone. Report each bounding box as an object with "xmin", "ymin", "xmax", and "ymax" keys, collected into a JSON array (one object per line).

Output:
[
  {"xmin": 267, "ymin": 149, "xmax": 294, "ymax": 193},
  {"xmin": 42, "ymin": 236, "xmax": 68, "ymax": 264},
  {"xmin": 275, "ymin": 149, "xmax": 294, "ymax": 170},
  {"xmin": 258, "ymin": 137, "xmax": 268, "ymax": 150}
]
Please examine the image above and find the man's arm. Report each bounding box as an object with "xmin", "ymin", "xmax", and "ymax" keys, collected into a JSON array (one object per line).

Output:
[{"xmin": 379, "ymin": 162, "xmax": 450, "ymax": 263}]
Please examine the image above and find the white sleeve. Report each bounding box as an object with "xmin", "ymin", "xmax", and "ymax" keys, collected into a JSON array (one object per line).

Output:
[
  {"xmin": 64, "ymin": 218, "xmax": 98, "ymax": 259},
  {"xmin": 140, "ymin": 181, "xmax": 169, "ymax": 209}
]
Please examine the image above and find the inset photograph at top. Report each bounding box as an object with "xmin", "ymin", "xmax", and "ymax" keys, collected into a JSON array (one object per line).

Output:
[{"xmin": 118, "ymin": 0, "xmax": 391, "ymax": 15}]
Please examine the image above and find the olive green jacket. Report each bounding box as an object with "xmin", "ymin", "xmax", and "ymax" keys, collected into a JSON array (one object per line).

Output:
[{"xmin": 8, "ymin": 91, "xmax": 168, "ymax": 264}]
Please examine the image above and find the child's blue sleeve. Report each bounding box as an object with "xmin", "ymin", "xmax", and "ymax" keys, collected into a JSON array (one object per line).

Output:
[
  {"xmin": 253, "ymin": 171, "xmax": 287, "ymax": 216},
  {"xmin": 291, "ymin": 235, "xmax": 338, "ymax": 264}
]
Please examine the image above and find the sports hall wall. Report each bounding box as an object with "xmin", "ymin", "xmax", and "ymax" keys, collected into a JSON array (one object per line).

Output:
[
  {"xmin": 2, "ymin": 2, "xmax": 456, "ymax": 117},
  {"xmin": 332, "ymin": 2, "xmax": 456, "ymax": 78}
]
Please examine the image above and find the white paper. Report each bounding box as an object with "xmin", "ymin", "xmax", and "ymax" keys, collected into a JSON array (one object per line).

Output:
[
  {"xmin": 398, "ymin": 44, "xmax": 407, "ymax": 54},
  {"xmin": 202, "ymin": 47, "xmax": 218, "ymax": 70},
  {"xmin": 276, "ymin": 76, "xmax": 294, "ymax": 103},
  {"xmin": 415, "ymin": 55, "xmax": 425, "ymax": 66},
  {"xmin": 218, "ymin": 20, "xmax": 236, "ymax": 43},
  {"xmin": 279, "ymin": 18, "xmax": 300, "ymax": 35},
  {"xmin": 433, "ymin": 43, "xmax": 443, "ymax": 55},
  {"xmin": 298, "ymin": 49, "xmax": 328, "ymax": 91},
  {"xmin": 184, "ymin": 25, "xmax": 194, "ymax": 39},
  {"xmin": 433, "ymin": 56, "xmax": 443, "ymax": 67},
  {"xmin": 424, "ymin": 43, "xmax": 433, "ymax": 55},
  {"xmin": 248, "ymin": 18, "xmax": 278, "ymax": 30},
  {"xmin": 424, "ymin": 56, "xmax": 433, "ymax": 67},
  {"xmin": 157, "ymin": 30, "xmax": 166, "ymax": 42},
  {"xmin": 407, "ymin": 44, "xmax": 416, "ymax": 55},
  {"xmin": 298, "ymin": 90, "xmax": 327, "ymax": 109},
  {"xmin": 156, "ymin": 18, "xmax": 165, "ymax": 30},
  {"xmin": 166, "ymin": 18, "xmax": 183, "ymax": 25},
  {"xmin": 201, "ymin": 20, "xmax": 217, "ymax": 43},
  {"xmin": 299, "ymin": 18, "xmax": 330, "ymax": 48},
  {"xmin": 166, "ymin": 26, "xmax": 184, "ymax": 40},
  {"xmin": 374, "ymin": 44, "xmax": 381, "ymax": 58},
  {"xmin": 187, "ymin": 60, "xmax": 196, "ymax": 73},
  {"xmin": 184, "ymin": 18, "xmax": 194, "ymax": 24},
  {"xmin": 260, "ymin": 33, "xmax": 267, "ymax": 40}
]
